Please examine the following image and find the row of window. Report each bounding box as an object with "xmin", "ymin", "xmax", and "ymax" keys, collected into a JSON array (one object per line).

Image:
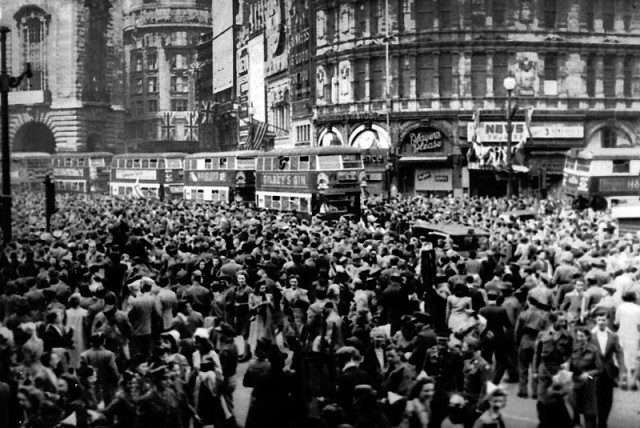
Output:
[
  {"xmin": 56, "ymin": 180, "xmax": 87, "ymax": 192},
  {"xmin": 52, "ymin": 158, "xmax": 109, "ymax": 167},
  {"xmin": 325, "ymin": 53, "xmax": 636, "ymax": 103},
  {"xmin": 257, "ymin": 193, "xmax": 311, "ymax": 214},
  {"xmin": 320, "ymin": 0, "xmax": 633, "ymax": 40},
  {"xmin": 133, "ymin": 76, "xmax": 188, "ymax": 95},
  {"xmin": 113, "ymin": 159, "xmax": 183, "ymax": 169},
  {"xmin": 565, "ymin": 159, "xmax": 633, "ymax": 174},
  {"xmin": 131, "ymin": 99, "xmax": 190, "ymax": 116},
  {"xmin": 132, "ymin": 52, "xmax": 191, "ymax": 73},
  {"xmin": 296, "ymin": 124, "xmax": 312, "ymax": 145},
  {"xmin": 187, "ymin": 188, "xmax": 229, "ymax": 203}
]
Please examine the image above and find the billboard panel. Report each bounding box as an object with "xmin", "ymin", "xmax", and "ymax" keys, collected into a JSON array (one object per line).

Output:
[
  {"xmin": 212, "ymin": 0, "xmax": 234, "ymax": 37},
  {"xmin": 212, "ymin": 29, "xmax": 234, "ymax": 93},
  {"xmin": 247, "ymin": 35, "xmax": 266, "ymax": 122}
]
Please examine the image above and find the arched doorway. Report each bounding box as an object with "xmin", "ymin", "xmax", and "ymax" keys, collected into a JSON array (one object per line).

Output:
[{"xmin": 13, "ymin": 122, "xmax": 56, "ymax": 153}]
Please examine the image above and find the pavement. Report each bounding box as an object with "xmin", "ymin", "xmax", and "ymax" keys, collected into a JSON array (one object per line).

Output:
[{"xmin": 230, "ymin": 336, "xmax": 640, "ymax": 427}]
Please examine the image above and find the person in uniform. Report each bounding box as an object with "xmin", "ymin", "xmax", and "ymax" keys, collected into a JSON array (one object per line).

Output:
[
  {"xmin": 533, "ymin": 313, "xmax": 573, "ymax": 400},
  {"xmin": 515, "ymin": 297, "xmax": 550, "ymax": 398}
]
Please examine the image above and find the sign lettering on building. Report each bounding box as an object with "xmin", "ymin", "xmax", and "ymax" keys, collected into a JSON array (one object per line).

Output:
[
  {"xmin": 467, "ymin": 122, "xmax": 584, "ymax": 142},
  {"xmin": 404, "ymin": 128, "xmax": 445, "ymax": 152},
  {"xmin": 262, "ymin": 173, "xmax": 308, "ymax": 188}
]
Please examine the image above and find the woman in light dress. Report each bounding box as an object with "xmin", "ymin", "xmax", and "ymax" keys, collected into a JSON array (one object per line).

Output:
[{"xmin": 446, "ymin": 283, "xmax": 472, "ymax": 333}]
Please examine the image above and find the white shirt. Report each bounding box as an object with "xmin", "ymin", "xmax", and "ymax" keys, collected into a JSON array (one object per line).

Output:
[{"xmin": 596, "ymin": 329, "xmax": 608, "ymax": 355}]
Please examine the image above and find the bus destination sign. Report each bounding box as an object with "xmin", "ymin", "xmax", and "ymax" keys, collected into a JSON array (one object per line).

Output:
[
  {"xmin": 191, "ymin": 171, "xmax": 229, "ymax": 183},
  {"xmin": 115, "ymin": 170, "xmax": 157, "ymax": 180},
  {"xmin": 262, "ymin": 173, "xmax": 308, "ymax": 188},
  {"xmin": 54, "ymin": 168, "xmax": 84, "ymax": 177},
  {"xmin": 598, "ymin": 177, "xmax": 640, "ymax": 194}
]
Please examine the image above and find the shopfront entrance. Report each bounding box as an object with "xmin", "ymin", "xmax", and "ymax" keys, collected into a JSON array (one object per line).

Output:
[{"xmin": 397, "ymin": 124, "xmax": 455, "ymax": 195}]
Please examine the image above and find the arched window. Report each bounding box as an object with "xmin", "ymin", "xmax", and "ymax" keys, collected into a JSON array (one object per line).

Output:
[{"xmin": 15, "ymin": 7, "xmax": 50, "ymax": 91}]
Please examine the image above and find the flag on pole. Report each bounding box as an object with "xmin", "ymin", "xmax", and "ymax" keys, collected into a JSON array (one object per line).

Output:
[
  {"xmin": 161, "ymin": 112, "xmax": 174, "ymax": 141},
  {"xmin": 199, "ymin": 101, "xmax": 216, "ymax": 124},
  {"xmin": 246, "ymin": 119, "xmax": 269, "ymax": 151},
  {"xmin": 132, "ymin": 178, "xmax": 144, "ymax": 199},
  {"xmin": 471, "ymin": 108, "xmax": 482, "ymax": 143},
  {"xmin": 524, "ymin": 106, "xmax": 535, "ymax": 143},
  {"xmin": 185, "ymin": 111, "xmax": 199, "ymax": 141}
]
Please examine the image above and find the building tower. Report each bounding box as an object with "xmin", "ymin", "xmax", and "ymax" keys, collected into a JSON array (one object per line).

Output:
[
  {"xmin": 1, "ymin": 0, "xmax": 125, "ymax": 153},
  {"xmin": 123, "ymin": 0, "xmax": 211, "ymax": 152}
]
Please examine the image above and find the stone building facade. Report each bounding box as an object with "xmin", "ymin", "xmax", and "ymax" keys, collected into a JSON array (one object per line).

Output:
[
  {"xmin": 123, "ymin": 0, "xmax": 211, "ymax": 152},
  {"xmin": 313, "ymin": 0, "xmax": 640, "ymax": 197},
  {"xmin": 2, "ymin": 0, "xmax": 125, "ymax": 153}
]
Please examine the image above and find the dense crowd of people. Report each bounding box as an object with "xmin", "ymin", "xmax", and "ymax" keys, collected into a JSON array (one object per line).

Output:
[{"xmin": 0, "ymin": 192, "xmax": 637, "ymax": 428}]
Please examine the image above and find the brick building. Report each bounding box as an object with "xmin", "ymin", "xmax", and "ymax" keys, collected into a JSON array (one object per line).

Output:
[
  {"xmin": 313, "ymin": 0, "xmax": 640, "ymax": 197},
  {"xmin": 123, "ymin": 0, "xmax": 211, "ymax": 152},
  {"xmin": 2, "ymin": 0, "xmax": 125, "ymax": 153}
]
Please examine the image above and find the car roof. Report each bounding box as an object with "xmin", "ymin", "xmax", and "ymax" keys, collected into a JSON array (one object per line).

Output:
[{"xmin": 411, "ymin": 222, "xmax": 490, "ymax": 237}]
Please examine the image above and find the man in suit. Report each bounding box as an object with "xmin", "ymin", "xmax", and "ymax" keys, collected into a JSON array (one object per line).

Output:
[
  {"xmin": 479, "ymin": 289, "xmax": 512, "ymax": 384},
  {"xmin": 336, "ymin": 346, "xmax": 373, "ymax": 424},
  {"xmin": 127, "ymin": 280, "xmax": 158, "ymax": 362},
  {"xmin": 592, "ymin": 309, "xmax": 625, "ymax": 428},
  {"xmin": 80, "ymin": 333, "xmax": 120, "ymax": 405},
  {"xmin": 408, "ymin": 311, "xmax": 437, "ymax": 373}
]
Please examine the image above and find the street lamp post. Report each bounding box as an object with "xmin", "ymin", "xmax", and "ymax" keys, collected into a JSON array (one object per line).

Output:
[
  {"xmin": 1, "ymin": 17, "xmax": 33, "ymax": 243},
  {"xmin": 503, "ymin": 75, "xmax": 516, "ymax": 198}
]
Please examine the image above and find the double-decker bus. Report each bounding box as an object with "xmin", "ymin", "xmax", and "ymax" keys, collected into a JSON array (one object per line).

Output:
[
  {"xmin": 110, "ymin": 153, "xmax": 185, "ymax": 199},
  {"xmin": 51, "ymin": 152, "xmax": 113, "ymax": 193},
  {"xmin": 184, "ymin": 150, "xmax": 262, "ymax": 203},
  {"xmin": 254, "ymin": 146, "xmax": 366, "ymax": 219},
  {"xmin": 1, "ymin": 152, "xmax": 52, "ymax": 191},
  {"xmin": 563, "ymin": 147, "xmax": 640, "ymax": 209}
]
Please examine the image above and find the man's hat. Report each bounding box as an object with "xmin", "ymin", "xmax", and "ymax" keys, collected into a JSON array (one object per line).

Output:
[
  {"xmin": 412, "ymin": 311, "xmax": 431, "ymax": 325},
  {"xmin": 214, "ymin": 322, "xmax": 236, "ymax": 337}
]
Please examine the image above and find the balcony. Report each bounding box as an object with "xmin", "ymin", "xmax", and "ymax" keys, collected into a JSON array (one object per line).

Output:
[
  {"xmin": 314, "ymin": 96, "xmax": 640, "ymax": 122},
  {"xmin": 124, "ymin": 6, "xmax": 212, "ymax": 31}
]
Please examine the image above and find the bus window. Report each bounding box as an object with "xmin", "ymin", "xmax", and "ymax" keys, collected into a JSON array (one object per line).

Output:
[
  {"xmin": 300, "ymin": 197, "xmax": 310, "ymax": 213},
  {"xmin": 272, "ymin": 195, "xmax": 281, "ymax": 210},
  {"xmin": 219, "ymin": 158, "xmax": 228, "ymax": 169},
  {"xmin": 264, "ymin": 158, "xmax": 272, "ymax": 171},
  {"xmin": 65, "ymin": 158, "xmax": 73, "ymax": 166},
  {"xmin": 342, "ymin": 154, "xmax": 362, "ymax": 169},
  {"xmin": 133, "ymin": 159, "xmax": 141, "ymax": 168},
  {"xmin": 142, "ymin": 159, "xmax": 149, "ymax": 168},
  {"xmin": 289, "ymin": 157, "xmax": 298, "ymax": 171},
  {"xmin": 125, "ymin": 160, "xmax": 133, "ymax": 168},
  {"xmin": 166, "ymin": 159, "xmax": 182, "ymax": 169},
  {"xmin": 158, "ymin": 159, "xmax": 165, "ymax": 169},
  {"xmin": 78, "ymin": 158, "xmax": 86, "ymax": 167},
  {"xmin": 205, "ymin": 159, "xmax": 213, "ymax": 170},
  {"xmin": 150, "ymin": 159, "xmax": 158, "ymax": 169},
  {"xmin": 318, "ymin": 155, "xmax": 341, "ymax": 170},
  {"xmin": 299, "ymin": 156, "xmax": 310, "ymax": 170},
  {"xmin": 196, "ymin": 189, "xmax": 204, "ymax": 201},
  {"xmin": 290, "ymin": 197, "xmax": 300, "ymax": 212},
  {"xmin": 282, "ymin": 197, "xmax": 290, "ymax": 211}
]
